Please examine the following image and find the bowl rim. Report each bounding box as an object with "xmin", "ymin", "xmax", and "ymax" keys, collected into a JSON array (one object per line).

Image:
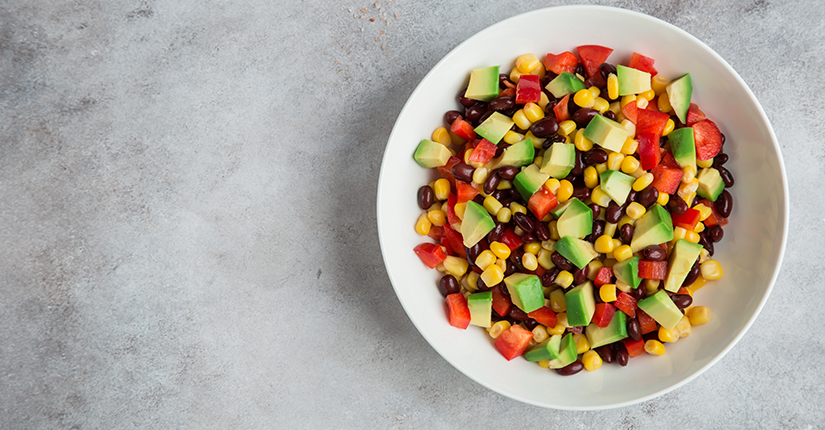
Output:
[{"xmin": 376, "ymin": 4, "xmax": 789, "ymax": 410}]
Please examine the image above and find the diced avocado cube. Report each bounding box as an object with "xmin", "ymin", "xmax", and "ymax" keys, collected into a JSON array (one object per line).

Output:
[
  {"xmin": 467, "ymin": 291, "xmax": 493, "ymax": 328},
  {"xmin": 413, "ymin": 139, "xmax": 451, "ymax": 168},
  {"xmin": 545, "ymin": 72, "xmax": 586, "ymax": 98},
  {"xmin": 490, "ymin": 138, "xmax": 534, "ymax": 169},
  {"xmin": 548, "ymin": 333, "xmax": 578, "ymax": 369},
  {"xmin": 524, "ymin": 334, "xmax": 562, "ymax": 362},
  {"xmin": 666, "ymin": 74, "xmax": 693, "ymax": 124},
  {"xmin": 663, "ymin": 239, "xmax": 703, "ymax": 292},
  {"xmin": 584, "ymin": 115, "xmax": 629, "ymax": 153},
  {"xmin": 616, "ymin": 65, "xmax": 652, "ymax": 96},
  {"xmin": 637, "ymin": 290, "xmax": 683, "ymax": 331},
  {"xmin": 554, "ymin": 236, "xmax": 599, "ymax": 270},
  {"xmin": 475, "ymin": 112, "xmax": 515, "ymax": 144},
  {"xmin": 613, "ymin": 256, "xmax": 641, "ymax": 289},
  {"xmin": 668, "ymin": 127, "xmax": 696, "ymax": 171},
  {"xmin": 599, "ymin": 170, "xmax": 636, "ymax": 205},
  {"xmin": 630, "ymin": 204, "xmax": 674, "ymax": 253},
  {"xmin": 503, "ymin": 273, "xmax": 544, "ymax": 313},
  {"xmin": 565, "ymin": 281, "xmax": 596, "ymax": 327},
  {"xmin": 550, "ymin": 198, "xmax": 575, "ymax": 219},
  {"xmin": 696, "ymin": 167, "xmax": 725, "ymax": 202},
  {"xmin": 460, "ymin": 201, "xmax": 495, "ymax": 248},
  {"xmin": 556, "ymin": 198, "xmax": 593, "ymax": 239},
  {"xmin": 585, "ymin": 310, "xmax": 628, "ymax": 349},
  {"xmin": 540, "ymin": 142, "xmax": 576, "ymax": 179},
  {"xmin": 464, "ymin": 66, "xmax": 500, "ymax": 102},
  {"xmin": 513, "ymin": 164, "xmax": 550, "ymax": 201}
]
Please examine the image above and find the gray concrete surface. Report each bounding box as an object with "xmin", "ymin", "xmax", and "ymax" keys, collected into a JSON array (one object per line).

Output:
[{"xmin": 0, "ymin": 0, "xmax": 821, "ymax": 428}]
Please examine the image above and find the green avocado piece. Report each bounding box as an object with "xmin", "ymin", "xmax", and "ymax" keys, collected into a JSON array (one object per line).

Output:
[
  {"xmin": 540, "ymin": 142, "xmax": 576, "ymax": 179},
  {"xmin": 584, "ymin": 114, "xmax": 629, "ymax": 153},
  {"xmin": 475, "ymin": 111, "xmax": 515, "ymax": 145},
  {"xmin": 556, "ymin": 198, "xmax": 593, "ymax": 239},
  {"xmin": 490, "ymin": 137, "xmax": 534, "ymax": 169},
  {"xmin": 599, "ymin": 170, "xmax": 636, "ymax": 205},
  {"xmin": 613, "ymin": 256, "xmax": 641, "ymax": 289},
  {"xmin": 585, "ymin": 310, "xmax": 628, "ymax": 349},
  {"xmin": 513, "ymin": 164, "xmax": 550, "ymax": 201},
  {"xmin": 663, "ymin": 239, "xmax": 703, "ymax": 292},
  {"xmin": 565, "ymin": 281, "xmax": 596, "ymax": 327},
  {"xmin": 524, "ymin": 334, "xmax": 562, "ymax": 362},
  {"xmin": 616, "ymin": 65, "xmax": 652, "ymax": 96},
  {"xmin": 503, "ymin": 273, "xmax": 544, "ymax": 313},
  {"xmin": 548, "ymin": 333, "xmax": 578, "ymax": 369},
  {"xmin": 668, "ymin": 127, "xmax": 696, "ymax": 171},
  {"xmin": 467, "ymin": 291, "xmax": 493, "ymax": 328},
  {"xmin": 465, "ymin": 66, "xmax": 500, "ymax": 102},
  {"xmin": 666, "ymin": 74, "xmax": 693, "ymax": 124},
  {"xmin": 629, "ymin": 204, "xmax": 674, "ymax": 253},
  {"xmin": 545, "ymin": 72, "xmax": 586, "ymax": 98},
  {"xmin": 413, "ymin": 139, "xmax": 451, "ymax": 168},
  {"xmin": 554, "ymin": 236, "xmax": 599, "ymax": 269},
  {"xmin": 550, "ymin": 198, "xmax": 575, "ymax": 219},
  {"xmin": 637, "ymin": 290, "xmax": 683, "ymax": 331},
  {"xmin": 460, "ymin": 201, "xmax": 495, "ymax": 248},
  {"xmin": 696, "ymin": 167, "xmax": 725, "ymax": 202}
]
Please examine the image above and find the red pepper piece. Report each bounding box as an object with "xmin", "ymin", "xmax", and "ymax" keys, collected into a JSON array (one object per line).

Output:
[
  {"xmin": 413, "ymin": 243, "xmax": 447, "ymax": 269},
  {"xmin": 499, "ymin": 228, "xmax": 524, "ymax": 251},
  {"xmin": 495, "ymin": 324, "xmax": 534, "ymax": 360},
  {"xmin": 627, "ymin": 52, "xmax": 658, "ymax": 76},
  {"xmin": 614, "ymin": 291, "xmax": 637, "ymax": 318},
  {"xmin": 693, "ymin": 119, "xmax": 723, "ymax": 160},
  {"xmin": 660, "ymin": 151, "xmax": 681, "ymax": 169},
  {"xmin": 637, "ymin": 309, "xmax": 658, "ymax": 334},
  {"xmin": 638, "ymin": 260, "xmax": 667, "ymax": 280},
  {"xmin": 623, "ymin": 337, "xmax": 646, "ymax": 358},
  {"xmin": 515, "ymin": 74, "xmax": 541, "ymax": 104},
  {"xmin": 698, "ymin": 199, "xmax": 729, "ymax": 227},
  {"xmin": 468, "ymin": 139, "xmax": 497, "ymax": 164},
  {"xmin": 455, "ymin": 180, "xmax": 479, "ymax": 203},
  {"xmin": 638, "ymin": 133, "xmax": 662, "ymax": 170},
  {"xmin": 553, "ymin": 94, "xmax": 571, "ymax": 122},
  {"xmin": 491, "ymin": 285, "xmax": 512, "ymax": 318},
  {"xmin": 441, "ymin": 224, "xmax": 466, "ymax": 258},
  {"xmin": 427, "ymin": 225, "xmax": 444, "ymax": 241},
  {"xmin": 621, "ymin": 100, "xmax": 638, "ymax": 124},
  {"xmin": 437, "ymin": 156, "xmax": 461, "ymax": 188},
  {"xmin": 528, "ymin": 306, "xmax": 558, "ymax": 327},
  {"xmin": 544, "ymin": 51, "xmax": 579, "ymax": 75},
  {"xmin": 576, "ymin": 45, "xmax": 614, "ymax": 78},
  {"xmin": 594, "ymin": 266, "xmax": 614, "ymax": 287},
  {"xmin": 450, "ymin": 117, "xmax": 477, "ymax": 141},
  {"xmin": 592, "ymin": 303, "xmax": 616, "ymax": 328},
  {"xmin": 444, "ymin": 193, "xmax": 460, "ymax": 226},
  {"xmin": 636, "ymin": 109, "xmax": 670, "ymax": 137},
  {"xmin": 685, "ymin": 103, "xmax": 706, "ymax": 126},
  {"xmin": 650, "ymin": 164, "xmax": 684, "ymax": 194},
  {"xmin": 527, "ymin": 185, "xmax": 558, "ymax": 220},
  {"xmin": 672, "ymin": 208, "xmax": 701, "ymax": 230},
  {"xmin": 445, "ymin": 293, "xmax": 471, "ymax": 329}
]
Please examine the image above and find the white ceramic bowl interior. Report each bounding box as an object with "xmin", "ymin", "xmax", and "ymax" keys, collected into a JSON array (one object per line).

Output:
[{"xmin": 376, "ymin": 5, "xmax": 787, "ymax": 410}]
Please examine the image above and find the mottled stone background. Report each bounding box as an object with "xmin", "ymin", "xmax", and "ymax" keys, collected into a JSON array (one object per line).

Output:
[{"xmin": 0, "ymin": 0, "xmax": 821, "ymax": 428}]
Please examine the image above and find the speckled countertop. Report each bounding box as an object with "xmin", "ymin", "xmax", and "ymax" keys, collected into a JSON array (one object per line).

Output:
[{"xmin": 1, "ymin": 1, "xmax": 822, "ymax": 428}]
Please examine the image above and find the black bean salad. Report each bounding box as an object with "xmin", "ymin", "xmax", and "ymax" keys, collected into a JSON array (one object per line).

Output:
[{"xmin": 412, "ymin": 46, "xmax": 734, "ymax": 374}]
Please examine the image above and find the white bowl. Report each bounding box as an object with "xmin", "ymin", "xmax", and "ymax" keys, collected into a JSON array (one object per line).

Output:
[{"xmin": 376, "ymin": 5, "xmax": 787, "ymax": 410}]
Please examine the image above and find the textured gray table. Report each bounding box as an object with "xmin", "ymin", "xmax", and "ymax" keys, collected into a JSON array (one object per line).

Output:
[{"xmin": 1, "ymin": 1, "xmax": 821, "ymax": 428}]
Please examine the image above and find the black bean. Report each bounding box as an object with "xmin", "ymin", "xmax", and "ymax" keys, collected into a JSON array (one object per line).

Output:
[
  {"xmin": 570, "ymin": 150, "xmax": 585, "ymax": 176},
  {"xmin": 718, "ymin": 166, "xmax": 735, "ymax": 188},
  {"xmin": 551, "ymin": 252, "xmax": 575, "ymax": 272},
  {"xmin": 523, "ymin": 318, "xmax": 539, "ymax": 331},
  {"xmin": 720, "ymin": 133, "xmax": 726, "ymax": 145},
  {"xmin": 509, "ymin": 306, "xmax": 528, "ymax": 321},
  {"xmin": 588, "ymin": 203, "xmax": 602, "ymax": 220},
  {"xmin": 620, "ymin": 223, "xmax": 634, "ymax": 244},
  {"xmin": 627, "ymin": 317, "xmax": 642, "ymax": 341},
  {"xmin": 671, "ymin": 294, "xmax": 693, "ymax": 309},
  {"xmin": 472, "ymin": 194, "xmax": 484, "ymax": 206},
  {"xmin": 475, "ymin": 109, "xmax": 494, "ymax": 127},
  {"xmin": 476, "ymin": 277, "xmax": 490, "ymax": 292},
  {"xmin": 556, "ymin": 360, "xmax": 584, "ymax": 376},
  {"xmin": 499, "ymin": 73, "xmax": 511, "ymax": 87},
  {"xmin": 667, "ymin": 195, "xmax": 688, "ymax": 215},
  {"xmin": 498, "ymin": 165, "xmax": 519, "ymax": 181},
  {"xmin": 632, "ymin": 286, "xmax": 646, "ymax": 300},
  {"xmin": 494, "ymin": 144, "xmax": 504, "ymax": 158},
  {"xmin": 597, "ymin": 345, "xmax": 615, "ymax": 364},
  {"xmin": 637, "ymin": 186, "xmax": 659, "ymax": 208},
  {"xmin": 438, "ymin": 275, "xmax": 460, "ymax": 297},
  {"xmin": 504, "ymin": 260, "xmax": 517, "ymax": 276},
  {"xmin": 572, "ymin": 187, "xmax": 591, "ymax": 201},
  {"xmin": 698, "ymin": 232, "xmax": 714, "ymax": 256},
  {"xmin": 489, "ymin": 96, "xmax": 515, "ymax": 112},
  {"xmin": 599, "ymin": 63, "xmax": 617, "ymax": 81},
  {"xmin": 583, "ymin": 149, "xmax": 608, "ymax": 165},
  {"xmin": 510, "ymin": 249, "xmax": 526, "ymax": 271},
  {"xmin": 709, "ymin": 225, "xmax": 724, "ymax": 243},
  {"xmin": 530, "ymin": 117, "xmax": 559, "ymax": 137},
  {"xmin": 572, "ymin": 108, "xmax": 599, "ymax": 127},
  {"xmin": 574, "ymin": 266, "xmax": 588, "ymax": 285},
  {"xmin": 534, "ymin": 221, "xmax": 550, "ymax": 241},
  {"xmin": 444, "ymin": 110, "xmax": 462, "ymax": 125},
  {"xmin": 541, "ymin": 267, "xmax": 561, "ymax": 287},
  {"xmin": 488, "ymin": 223, "xmax": 505, "ymax": 243},
  {"xmin": 615, "ymin": 343, "xmax": 629, "ymax": 367},
  {"xmin": 509, "ymin": 187, "xmax": 525, "ymax": 204},
  {"xmin": 682, "ymin": 262, "xmax": 701, "ymax": 286},
  {"xmin": 451, "ymin": 163, "xmax": 475, "ymax": 182},
  {"xmin": 605, "ymin": 201, "xmax": 624, "ymax": 224},
  {"xmin": 642, "ymin": 245, "xmax": 667, "ymax": 261},
  {"xmin": 574, "ymin": 63, "xmax": 584, "ymax": 76},
  {"xmin": 466, "ymin": 243, "xmax": 482, "ymax": 264},
  {"xmin": 716, "ymin": 190, "xmax": 733, "ymax": 218},
  {"xmin": 604, "ymin": 111, "xmax": 617, "ymax": 121},
  {"xmin": 627, "ymin": 190, "xmax": 638, "ymax": 203},
  {"xmin": 713, "ymin": 153, "xmax": 729, "ymax": 166},
  {"xmin": 484, "ymin": 170, "xmax": 500, "ymax": 194},
  {"xmin": 520, "ymin": 233, "xmax": 536, "ymax": 244},
  {"xmin": 542, "ymin": 134, "xmax": 566, "ymax": 149},
  {"xmin": 589, "ymin": 220, "xmax": 606, "ymax": 242},
  {"xmin": 544, "ymin": 98, "xmax": 558, "ymax": 114},
  {"xmin": 418, "ymin": 185, "xmax": 434, "ymax": 209},
  {"xmin": 457, "ymin": 89, "xmax": 475, "ymax": 107}
]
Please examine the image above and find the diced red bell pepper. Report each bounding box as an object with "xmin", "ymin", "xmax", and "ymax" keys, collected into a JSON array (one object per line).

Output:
[
  {"xmin": 499, "ymin": 87, "xmax": 515, "ymax": 99},
  {"xmin": 636, "ymin": 109, "xmax": 670, "ymax": 137},
  {"xmin": 455, "ymin": 180, "xmax": 479, "ymax": 203},
  {"xmin": 445, "ymin": 193, "xmax": 460, "ymax": 226},
  {"xmin": 500, "ymin": 228, "xmax": 524, "ymax": 251},
  {"xmin": 672, "ymin": 208, "xmax": 701, "ymax": 230},
  {"xmin": 437, "ymin": 156, "xmax": 461, "ymax": 188},
  {"xmin": 445, "ymin": 293, "xmax": 471, "ymax": 329},
  {"xmin": 660, "ymin": 151, "xmax": 681, "ymax": 169},
  {"xmin": 528, "ymin": 306, "xmax": 558, "ymax": 327},
  {"xmin": 592, "ymin": 303, "xmax": 616, "ymax": 328},
  {"xmin": 698, "ymin": 199, "xmax": 729, "ymax": 227},
  {"xmin": 491, "ymin": 285, "xmax": 512, "ymax": 317},
  {"xmin": 527, "ymin": 185, "xmax": 558, "ymax": 220},
  {"xmin": 553, "ymin": 94, "xmax": 571, "ymax": 122},
  {"xmin": 638, "ymin": 260, "xmax": 667, "ymax": 280},
  {"xmin": 627, "ymin": 52, "xmax": 658, "ymax": 76},
  {"xmin": 515, "ymin": 74, "xmax": 541, "ymax": 104},
  {"xmin": 647, "ymin": 96, "xmax": 662, "ymax": 111},
  {"xmin": 594, "ymin": 266, "xmax": 614, "ymax": 287},
  {"xmin": 494, "ymin": 324, "xmax": 534, "ymax": 361},
  {"xmin": 637, "ymin": 309, "xmax": 658, "ymax": 334},
  {"xmin": 450, "ymin": 117, "xmax": 477, "ymax": 141},
  {"xmin": 650, "ymin": 164, "xmax": 684, "ymax": 194},
  {"xmin": 576, "ymin": 45, "xmax": 614, "ymax": 78},
  {"xmin": 413, "ymin": 243, "xmax": 447, "ymax": 269},
  {"xmin": 623, "ymin": 337, "xmax": 646, "ymax": 358},
  {"xmin": 621, "ymin": 100, "xmax": 638, "ymax": 124},
  {"xmin": 685, "ymin": 103, "xmax": 706, "ymax": 126},
  {"xmin": 614, "ymin": 291, "xmax": 637, "ymax": 318},
  {"xmin": 677, "ymin": 287, "xmax": 692, "ymax": 296},
  {"xmin": 468, "ymin": 139, "xmax": 497, "ymax": 164},
  {"xmin": 638, "ymin": 133, "xmax": 662, "ymax": 170},
  {"xmin": 693, "ymin": 119, "xmax": 723, "ymax": 160},
  {"xmin": 441, "ymin": 224, "xmax": 466, "ymax": 258},
  {"xmin": 427, "ymin": 225, "xmax": 444, "ymax": 241},
  {"xmin": 544, "ymin": 51, "xmax": 579, "ymax": 75}
]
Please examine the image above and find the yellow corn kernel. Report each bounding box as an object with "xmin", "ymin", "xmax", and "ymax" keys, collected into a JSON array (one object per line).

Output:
[
  {"xmin": 612, "ymin": 238, "xmax": 622, "ymax": 250},
  {"xmin": 415, "ymin": 213, "xmax": 431, "ymax": 235},
  {"xmin": 604, "ymin": 222, "xmax": 617, "ymax": 238},
  {"xmin": 556, "ymin": 180, "xmax": 574, "ymax": 203},
  {"xmin": 657, "ymin": 192, "xmax": 670, "ymax": 206},
  {"xmin": 524, "ymin": 242, "xmax": 541, "ymax": 255},
  {"xmin": 529, "ymin": 323, "xmax": 549, "ymax": 344},
  {"xmin": 483, "ymin": 196, "xmax": 503, "ymax": 216},
  {"xmin": 619, "ymin": 156, "xmax": 640, "ymax": 175},
  {"xmin": 538, "ymin": 91, "xmax": 551, "ymax": 110},
  {"xmin": 475, "ymin": 250, "xmax": 497, "ymax": 270},
  {"xmin": 594, "ymin": 235, "xmax": 616, "ymax": 254},
  {"xmin": 435, "ymin": 262, "xmax": 445, "ymax": 272},
  {"xmin": 697, "ymin": 158, "xmax": 714, "ymax": 168},
  {"xmin": 537, "ymin": 248, "xmax": 554, "ymax": 270},
  {"xmin": 700, "ymin": 259, "xmax": 723, "ymax": 280},
  {"xmin": 510, "ymin": 202, "xmax": 527, "ymax": 215},
  {"xmin": 546, "ymin": 321, "xmax": 566, "ymax": 335},
  {"xmin": 621, "ymin": 94, "xmax": 636, "ymax": 108},
  {"xmin": 574, "ymin": 128, "xmax": 594, "ymax": 151},
  {"xmin": 556, "ymin": 270, "xmax": 574, "ymax": 288},
  {"xmin": 574, "ymin": 89, "xmax": 595, "ymax": 108},
  {"xmin": 522, "ymin": 252, "xmax": 539, "ymax": 271},
  {"xmin": 618, "ymin": 216, "xmax": 635, "ymax": 228},
  {"xmin": 682, "ymin": 165, "xmax": 696, "ymax": 184},
  {"xmin": 427, "ymin": 209, "xmax": 446, "ymax": 227},
  {"xmin": 651, "ymin": 74, "xmax": 670, "ymax": 95},
  {"xmin": 694, "ymin": 222, "xmax": 705, "ymax": 234},
  {"xmin": 588, "ymin": 86, "xmax": 601, "ymax": 98},
  {"xmin": 466, "ymin": 271, "xmax": 480, "ymax": 291},
  {"xmin": 621, "ymin": 119, "xmax": 636, "ymax": 137},
  {"xmin": 593, "ymin": 97, "xmax": 610, "ymax": 113},
  {"xmin": 587, "ymin": 260, "xmax": 604, "ymax": 280},
  {"xmin": 662, "ymin": 118, "xmax": 675, "ymax": 136},
  {"xmin": 462, "ymin": 148, "xmax": 474, "ymax": 165},
  {"xmin": 503, "ymin": 130, "xmax": 524, "ymax": 145},
  {"xmin": 472, "ymin": 167, "xmax": 489, "ymax": 185},
  {"xmin": 523, "ymin": 102, "xmax": 545, "ymax": 123},
  {"xmin": 639, "ymin": 89, "xmax": 656, "ymax": 101},
  {"xmin": 549, "ymin": 288, "xmax": 566, "ymax": 313},
  {"xmin": 443, "ymin": 256, "xmax": 469, "ymax": 278},
  {"xmin": 496, "ymin": 207, "xmax": 512, "ymax": 223},
  {"xmin": 454, "ymin": 202, "xmax": 466, "ymax": 220},
  {"xmin": 489, "ymin": 241, "xmax": 511, "ymax": 260},
  {"xmin": 548, "ymin": 220, "xmax": 560, "ymax": 240},
  {"xmin": 537, "ymin": 359, "xmax": 550, "ymax": 368},
  {"xmin": 526, "ymin": 131, "xmax": 545, "ymax": 149},
  {"xmin": 544, "ymin": 178, "xmax": 561, "ymax": 195},
  {"xmin": 509, "ymin": 66, "xmax": 524, "ymax": 83},
  {"xmin": 636, "ymin": 97, "xmax": 649, "ymax": 110},
  {"xmin": 643, "ymin": 279, "xmax": 660, "ymax": 295},
  {"xmin": 541, "ymin": 240, "xmax": 555, "ymax": 251},
  {"xmin": 626, "ymin": 202, "xmax": 647, "ymax": 220},
  {"xmin": 497, "ymin": 180, "xmax": 512, "ymax": 190},
  {"xmin": 693, "ymin": 203, "xmax": 712, "ymax": 221},
  {"xmin": 698, "ymin": 248, "xmax": 710, "ymax": 263},
  {"xmin": 591, "ymin": 185, "xmax": 612, "ymax": 207},
  {"xmin": 621, "ymin": 137, "xmax": 639, "ymax": 155},
  {"xmin": 433, "ymin": 178, "xmax": 451, "ymax": 201},
  {"xmin": 489, "ymin": 320, "xmax": 511, "ymax": 339},
  {"xmin": 658, "ymin": 326, "xmax": 679, "ymax": 343},
  {"xmin": 633, "ymin": 172, "xmax": 654, "ymax": 192},
  {"xmin": 595, "ymin": 162, "xmax": 608, "ymax": 174},
  {"xmin": 512, "ymin": 109, "xmax": 531, "ymax": 130},
  {"xmin": 684, "ymin": 192, "xmax": 696, "ymax": 207},
  {"xmin": 673, "ymin": 226, "xmax": 689, "ymax": 241},
  {"xmin": 678, "ymin": 178, "xmax": 699, "ymax": 199},
  {"xmin": 607, "ymin": 73, "xmax": 619, "ymax": 100},
  {"xmin": 688, "ymin": 306, "xmax": 711, "ymax": 325},
  {"xmin": 599, "ymin": 284, "xmax": 617, "ymax": 302},
  {"xmin": 574, "ymin": 334, "xmax": 591, "ymax": 354},
  {"xmin": 685, "ymin": 229, "xmax": 700, "ymax": 243},
  {"xmin": 614, "ymin": 245, "xmax": 633, "ymax": 262},
  {"xmin": 644, "ymin": 339, "xmax": 666, "ymax": 356},
  {"xmin": 432, "ymin": 127, "xmax": 452, "ymax": 145},
  {"xmin": 582, "ymin": 349, "xmax": 603, "ymax": 371},
  {"xmin": 495, "ymin": 258, "xmax": 507, "ymax": 272},
  {"xmin": 516, "ymin": 53, "xmax": 540, "ymax": 73},
  {"xmin": 675, "ymin": 315, "xmax": 692, "ymax": 338},
  {"xmin": 657, "ymin": 93, "xmax": 673, "ymax": 113},
  {"xmin": 480, "ymin": 263, "xmax": 504, "ymax": 286},
  {"xmin": 608, "ymin": 100, "xmax": 621, "ymax": 114},
  {"xmin": 584, "ymin": 166, "xmax": 599, "ymax": 189},
  {"xmin": 558, "ymin": 120, "xmax": 577, "ymax": 137}
]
